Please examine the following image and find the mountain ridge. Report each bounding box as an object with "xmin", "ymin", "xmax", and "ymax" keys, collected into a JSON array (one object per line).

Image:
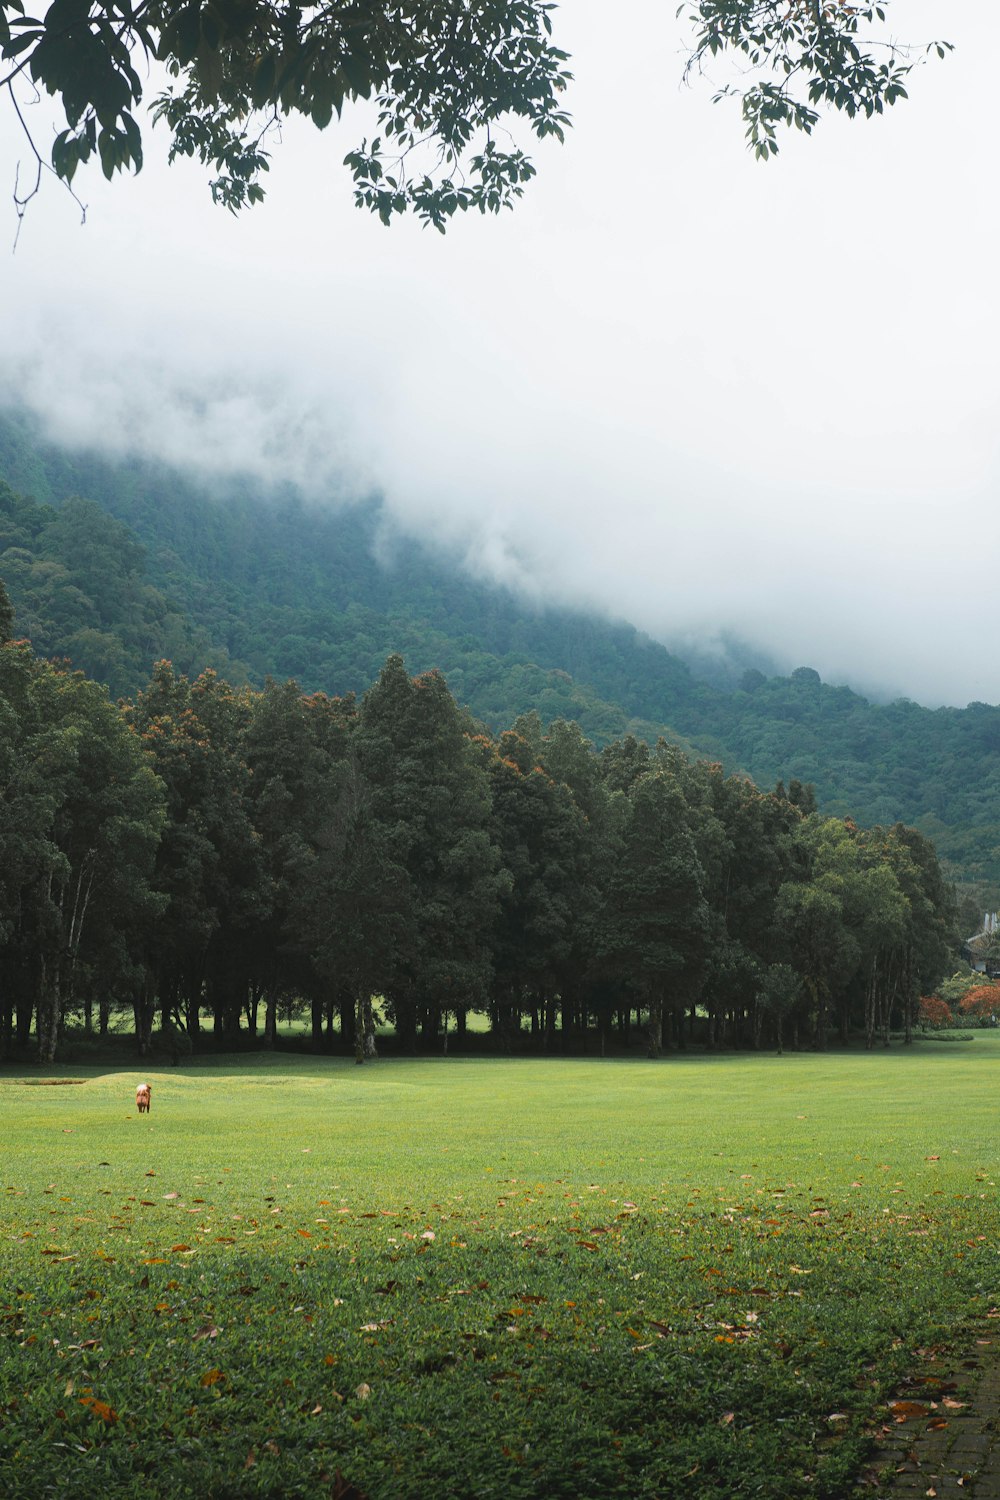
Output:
[{"xmin": 1, "ymin": 405, "xmax": 997, "ymax": 894}]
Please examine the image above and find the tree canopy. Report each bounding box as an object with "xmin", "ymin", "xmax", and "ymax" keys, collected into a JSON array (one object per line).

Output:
[
  {"xmin": 2, "ymin": 0, "xmax": 571, "ymax": 224},
  {"xmin": 682, "ymin": 1, "xmax": 951, "ymax": 159},
  {"xmin": 1, "ymin": 1, "xmax": 950, "ymax": 223},
  {"xmin": 0, "ymin": 578, "xmax": 961, "ymax": 1064}
]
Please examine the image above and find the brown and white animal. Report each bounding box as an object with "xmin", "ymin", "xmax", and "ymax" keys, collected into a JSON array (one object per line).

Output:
[{"xmin": 135, "ymin": 1083, "xmax": 151, "ymax": 1114}]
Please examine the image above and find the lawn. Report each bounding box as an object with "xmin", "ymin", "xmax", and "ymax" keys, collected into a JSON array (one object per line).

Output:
[{"xmin": 2, "ymin": 1041, "xmax": 999, "ymax": 1498}]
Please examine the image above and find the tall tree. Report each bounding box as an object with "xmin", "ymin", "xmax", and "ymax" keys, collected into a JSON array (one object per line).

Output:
[
  {"xmin": 242, "ymin": 678, "xmax": 362, "ymax": 1050},
  {"xmin": 599, "ymin": 769, "xmax": 709, "ymax": 1057},
  {"xmin": 126, "ymin": 662, "xmax": 262, "ymax": 1051},
  {"xmin": 355, "ymin": 655, "xmax": 508, "ymax": 1049},
  {"xmin": 483, "ymin": 723, "xmax": 590, "ymax": 1048},
  {"xmin": 0, "ymin": 644, "xmax": 165, "ymax": 1060}
]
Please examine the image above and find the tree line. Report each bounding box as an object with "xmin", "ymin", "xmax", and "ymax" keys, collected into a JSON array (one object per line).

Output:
[
  {"xmin": 4, "ymin": 440, "xmax": 998, "ymax": 901},
  {"xmin": 0, "ymin": 578, "xmax": 958, "ymax": 1064}
]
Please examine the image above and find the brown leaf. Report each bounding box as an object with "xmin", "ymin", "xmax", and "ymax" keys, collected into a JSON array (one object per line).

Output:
[
  {"xmin": 199, "ymin": 1368, "xmax": 225, "ymax": 1387},
  {"xmin": 889, "ymin": 1400, "xmax": 930, "ymax": 1421},
  {"xmin": 79, "ymin": 1397, "xmax": 118, "ymax": 1425}
]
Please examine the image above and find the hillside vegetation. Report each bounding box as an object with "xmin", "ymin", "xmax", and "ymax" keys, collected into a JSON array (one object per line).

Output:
[{"xmin": 0, "ymin": 407, "xmax": 997, "ymax": 893}]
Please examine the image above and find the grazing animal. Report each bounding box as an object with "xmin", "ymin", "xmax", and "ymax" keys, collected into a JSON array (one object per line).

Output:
[{"xmin": 135, "ymin": 1083, "xmax": 151, "ymax": 1114}]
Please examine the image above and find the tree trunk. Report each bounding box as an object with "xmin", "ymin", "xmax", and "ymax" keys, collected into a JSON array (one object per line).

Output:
[
  {"xmin": 37, "ymin": 953, "xmax": 60, "ymax": 1064},
  {"xmin": 133, "ymin": 985, "xmax": 155, "ymax": 1057},
  {"xmin": 339, "ymin": 991, "xmax": 355, "ymax": 1050},
  {"xmin": 16, "ymin": 991, "xmax": 33, "ymax": 1048},
  {"xmin": 646, "ymin": 995, "xmax": 662, "ymax": 1059},
  {"xmin": 354, "ymin": 994, "xmax": 365, "ymax": 1065},
  {"xmin": 263, "ymin": 988, "xmax": 278, "ymax": 1049},
  {"xmin": 363, "ymin": 996, "xmax": 378, "ymax": 1059},
  {"xmin": 865, "ymin": 957, "xmax": 877, "ymax": 1050}
]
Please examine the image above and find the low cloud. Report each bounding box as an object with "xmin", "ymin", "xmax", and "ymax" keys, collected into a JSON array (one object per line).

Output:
[{"xmin": 1, "ymin": 1, "xmax": 997, "ymax": 708}]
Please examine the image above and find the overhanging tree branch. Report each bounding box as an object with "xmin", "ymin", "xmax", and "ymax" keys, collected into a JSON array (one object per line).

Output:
[{"xmin": 680, "ymin": 0, "xmax": 952, "ymax": 159}]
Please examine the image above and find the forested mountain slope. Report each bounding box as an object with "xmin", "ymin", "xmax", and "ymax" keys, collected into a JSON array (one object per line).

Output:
[{"xmin": 1, "ymin": 406, "xmax": 998, "ymax": 891}]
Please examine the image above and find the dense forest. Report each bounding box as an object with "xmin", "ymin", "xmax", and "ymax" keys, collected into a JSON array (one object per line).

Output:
[
  {"xmin": 0, "ymin": 569, "xmax": 959, "ymax": 1062},
  {"xmin": 1, "ymin": 407, "xmax": 999, "ymax": 899}
]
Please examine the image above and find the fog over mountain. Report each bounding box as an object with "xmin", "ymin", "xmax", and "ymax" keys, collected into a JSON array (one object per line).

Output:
[{"xmin": 1, "ymin": 1, "xmax": 997, "ymax": 707}]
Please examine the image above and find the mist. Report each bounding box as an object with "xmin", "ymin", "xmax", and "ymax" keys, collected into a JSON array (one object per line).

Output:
[{"xmin": 1, "ymin": 1, "xmax": 997, "ymax": 708}]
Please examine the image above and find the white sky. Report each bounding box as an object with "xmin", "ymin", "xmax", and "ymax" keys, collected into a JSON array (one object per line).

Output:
[{"xmin": 1, "ymin": 1, "xmax": 997, "ymax": 707}]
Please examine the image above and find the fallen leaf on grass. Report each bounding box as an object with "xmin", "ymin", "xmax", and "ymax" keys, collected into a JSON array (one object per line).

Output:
[
  {"xmin": 889, "ymin": 1400, "xmax": 931, "ymax": 1421},
  {"xmin": 79, "ymin": 1397, "xmax": 118, "ymax": 1424},
  {"xmin": 199, "ymin": 1368, "xmax": 225, "ymax": 1387}
]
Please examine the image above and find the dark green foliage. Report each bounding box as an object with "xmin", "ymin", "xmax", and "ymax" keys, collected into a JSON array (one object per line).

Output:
[
  {"xmin": 599, "ymin": 768, "xmax": 710, "ymax": 1056},
  {"xmin": 0, "ymin": 621, "xmax": 960, "ymax": 1060},
  {"xmin": 682, "ymin": 2, "xmax": 951, "ymax": 160},
  {"xmin": 4, "ymin": 0, "xmax": 570, "ymax": 222},
  {"xmin": 3, "ymin": 409, "xmax": 1000, "ymax": 895},
  {"xmin": 0, "ymin": 574, "xmax": 13, "ymax": 643},
  {"xmin": 355, "ymin": 656, "xmax": 508, "ymax": 1049},
  {"xmin": 0, "ymin": 641, "xmax": 165, "ymax": 1059},
  {"xmin": 0, "ymin": 478, "xmax": 244, "ymax": 696}
]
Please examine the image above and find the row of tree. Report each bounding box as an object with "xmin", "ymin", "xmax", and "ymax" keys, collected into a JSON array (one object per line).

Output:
[{"xmin": 0, "ymin": 582, "xmax": 957, "ymax": 1062}]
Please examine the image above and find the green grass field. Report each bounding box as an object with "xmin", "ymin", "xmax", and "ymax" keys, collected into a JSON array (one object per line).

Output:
[{"xmin": 2, "ymin": 1041, "xmax": 999, "ymax": 1498}]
